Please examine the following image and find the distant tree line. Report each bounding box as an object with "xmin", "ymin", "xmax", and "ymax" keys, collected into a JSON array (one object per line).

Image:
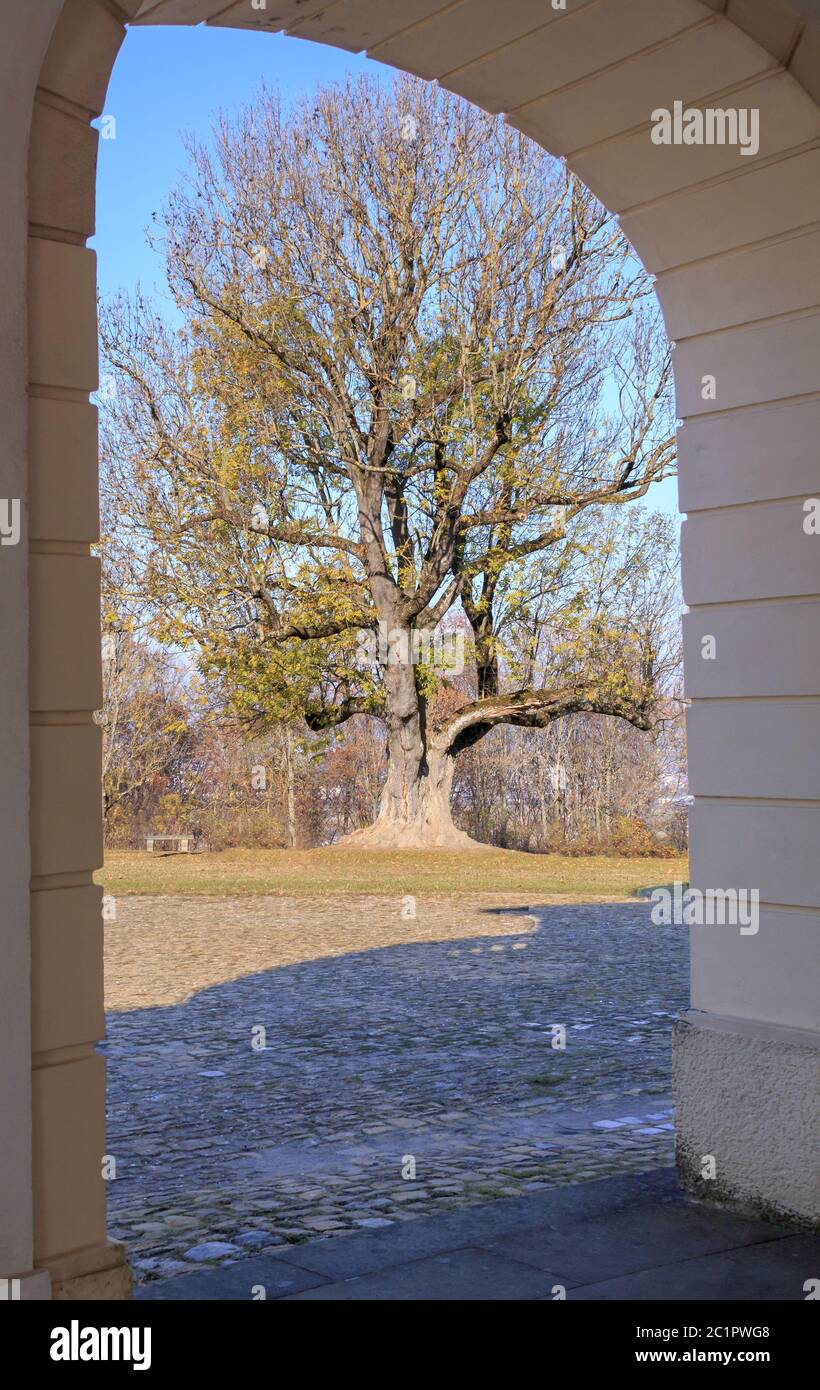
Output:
[{"xmin": 97, "ymin": 620, "xmax": 686, "ymax": 857}]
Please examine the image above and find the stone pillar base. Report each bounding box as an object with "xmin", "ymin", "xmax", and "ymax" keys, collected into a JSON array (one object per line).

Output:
[
  {"xmin": 41, "ymin": 1239, "xmax": 132, "ymax": 1300},
  {"xmin": 673, "ymin": 1010, "xmax": 820, "ymax": 1228}
]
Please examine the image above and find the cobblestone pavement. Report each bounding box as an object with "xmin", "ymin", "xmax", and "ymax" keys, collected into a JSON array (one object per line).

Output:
[{"xmin": 103, "ymin": 897, "xmax": 688, "ymax": 1284}]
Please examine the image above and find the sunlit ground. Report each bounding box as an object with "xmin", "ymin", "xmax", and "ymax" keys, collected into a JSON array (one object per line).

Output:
[{"xmin": 103, "ymin": 892, "xmax": 550, "ymax": 1010}]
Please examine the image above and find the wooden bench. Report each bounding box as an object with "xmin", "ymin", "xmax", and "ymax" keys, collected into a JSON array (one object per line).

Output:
[{"xmin": 146, "ymin": 835, "xmax": 193, "ymax": 854}]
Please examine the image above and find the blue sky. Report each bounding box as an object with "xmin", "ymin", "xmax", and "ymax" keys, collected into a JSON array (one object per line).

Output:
[
  {"xmin": 93, "ymin": 26, "xmax": 375, "ymax": 302},
  {"xmin": 93, "ymin": 24, "xmax": 679, "ymax": 519}
]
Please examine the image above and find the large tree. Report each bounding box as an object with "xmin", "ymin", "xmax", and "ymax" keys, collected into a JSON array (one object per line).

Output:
[{"xmin": 100, "ymin": 75, "xmax": 675, "ymax": 848}]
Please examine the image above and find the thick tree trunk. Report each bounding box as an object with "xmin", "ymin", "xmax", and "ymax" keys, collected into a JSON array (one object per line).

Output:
[
  {"xmin": 344, "ymin": 624, "xmax": 479, "ymax": 849},
  {"xmin": 356, "ymin": 741, "xmax": 478, "ymax": 849}
]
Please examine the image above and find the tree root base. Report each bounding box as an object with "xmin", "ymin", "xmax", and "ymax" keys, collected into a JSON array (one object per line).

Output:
[{"xmin": 335, "ymin": 822, "xmax": 483, "ymax": 851}]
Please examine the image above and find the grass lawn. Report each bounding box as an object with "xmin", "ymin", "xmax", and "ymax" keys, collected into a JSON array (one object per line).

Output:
[{"xmin": 97, "ymin": 846, "xmax": 688, "ymax": 899}]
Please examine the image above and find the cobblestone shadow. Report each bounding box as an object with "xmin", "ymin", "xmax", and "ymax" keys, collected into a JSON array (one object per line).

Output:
[{"xmin": 103, "ymin": 901, "xmax": 687, "ymax": 1283}]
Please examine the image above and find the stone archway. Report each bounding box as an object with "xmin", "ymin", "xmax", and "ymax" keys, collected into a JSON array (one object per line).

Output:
[{"xmin": 2, "ymin": 0, "xmax": 818, "ymax": 1298}]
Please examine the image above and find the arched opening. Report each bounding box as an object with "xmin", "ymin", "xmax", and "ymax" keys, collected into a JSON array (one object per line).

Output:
[{"xmin": 5, "ymin": 0, "xmax": 818, "ymax": 1298}]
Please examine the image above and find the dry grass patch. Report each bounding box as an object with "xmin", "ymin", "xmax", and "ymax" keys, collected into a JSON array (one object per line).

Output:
[{"xmin": 98, "ymin": 846, "xmax": 687, "ymax": 900}]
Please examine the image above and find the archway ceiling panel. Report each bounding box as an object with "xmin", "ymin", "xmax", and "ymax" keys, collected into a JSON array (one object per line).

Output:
[
  {"xmin": 656, "ymin": 225, "xmax": 820, "ymax": 339},
  {"xmin": 507, "ymin": 19, "xmax": 776, "ymax": 156},
  {"xmin": 283, "ymin": 0, "xmax": 459, "ymax": 53},
  {"xmin": 282, "ymin": 0, "xmax": 571, "ymax": 57},
  {"xmin": 424, "ymin": 0, "xmax": 711, "ymax": 113},
  {"xmin": 676, "ymin": 398, "xmax": 820, "ymax": 511},
  {"xmin": 674, "ymin": 309, "xmax": 820, "ymax": 417},
  {"xmin": 620, "ymin": 145, "xmax": 820, "ymax": 270},
  {"xmin": 569, "ymin": 71, "xmax": 820, "ymax": 212},
  {"xmin": 371, "ymin": 0, "xmax": 577, "ymax": 80},
  {"xmin": 133, "ymin": 0, "xmax": 236, "ymax": 22},
  {"xmin": 725, "ymin": 0, "xmax": 805, "ymax": 63},
  {"xmin": 790, "ymin": 25, "xmax": 820, "ymax": 103}
]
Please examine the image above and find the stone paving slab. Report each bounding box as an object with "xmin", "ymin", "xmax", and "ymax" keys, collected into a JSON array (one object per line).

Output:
[
  {"xmin": 135, "ymin": 1171, "xmax": 819, "ymax": 1301},
  {"xmin": 265, "ymin": 1168, "xmax": 681, "ymax": 1281},
  {"xmin": 284, "ymin": 1248, "xmax": 563, "ymax": 1301},
  {"xmin": 489, "ymin": 1196, "xmax": 795, "ymax": 1285},
  {"xmin": 136, "ymin": 1254, "xmax": 328, "ymax": 1301},
  {"xmin": 568, "ymin": 1236, "xmax": 820, "ymax": 1302}
]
